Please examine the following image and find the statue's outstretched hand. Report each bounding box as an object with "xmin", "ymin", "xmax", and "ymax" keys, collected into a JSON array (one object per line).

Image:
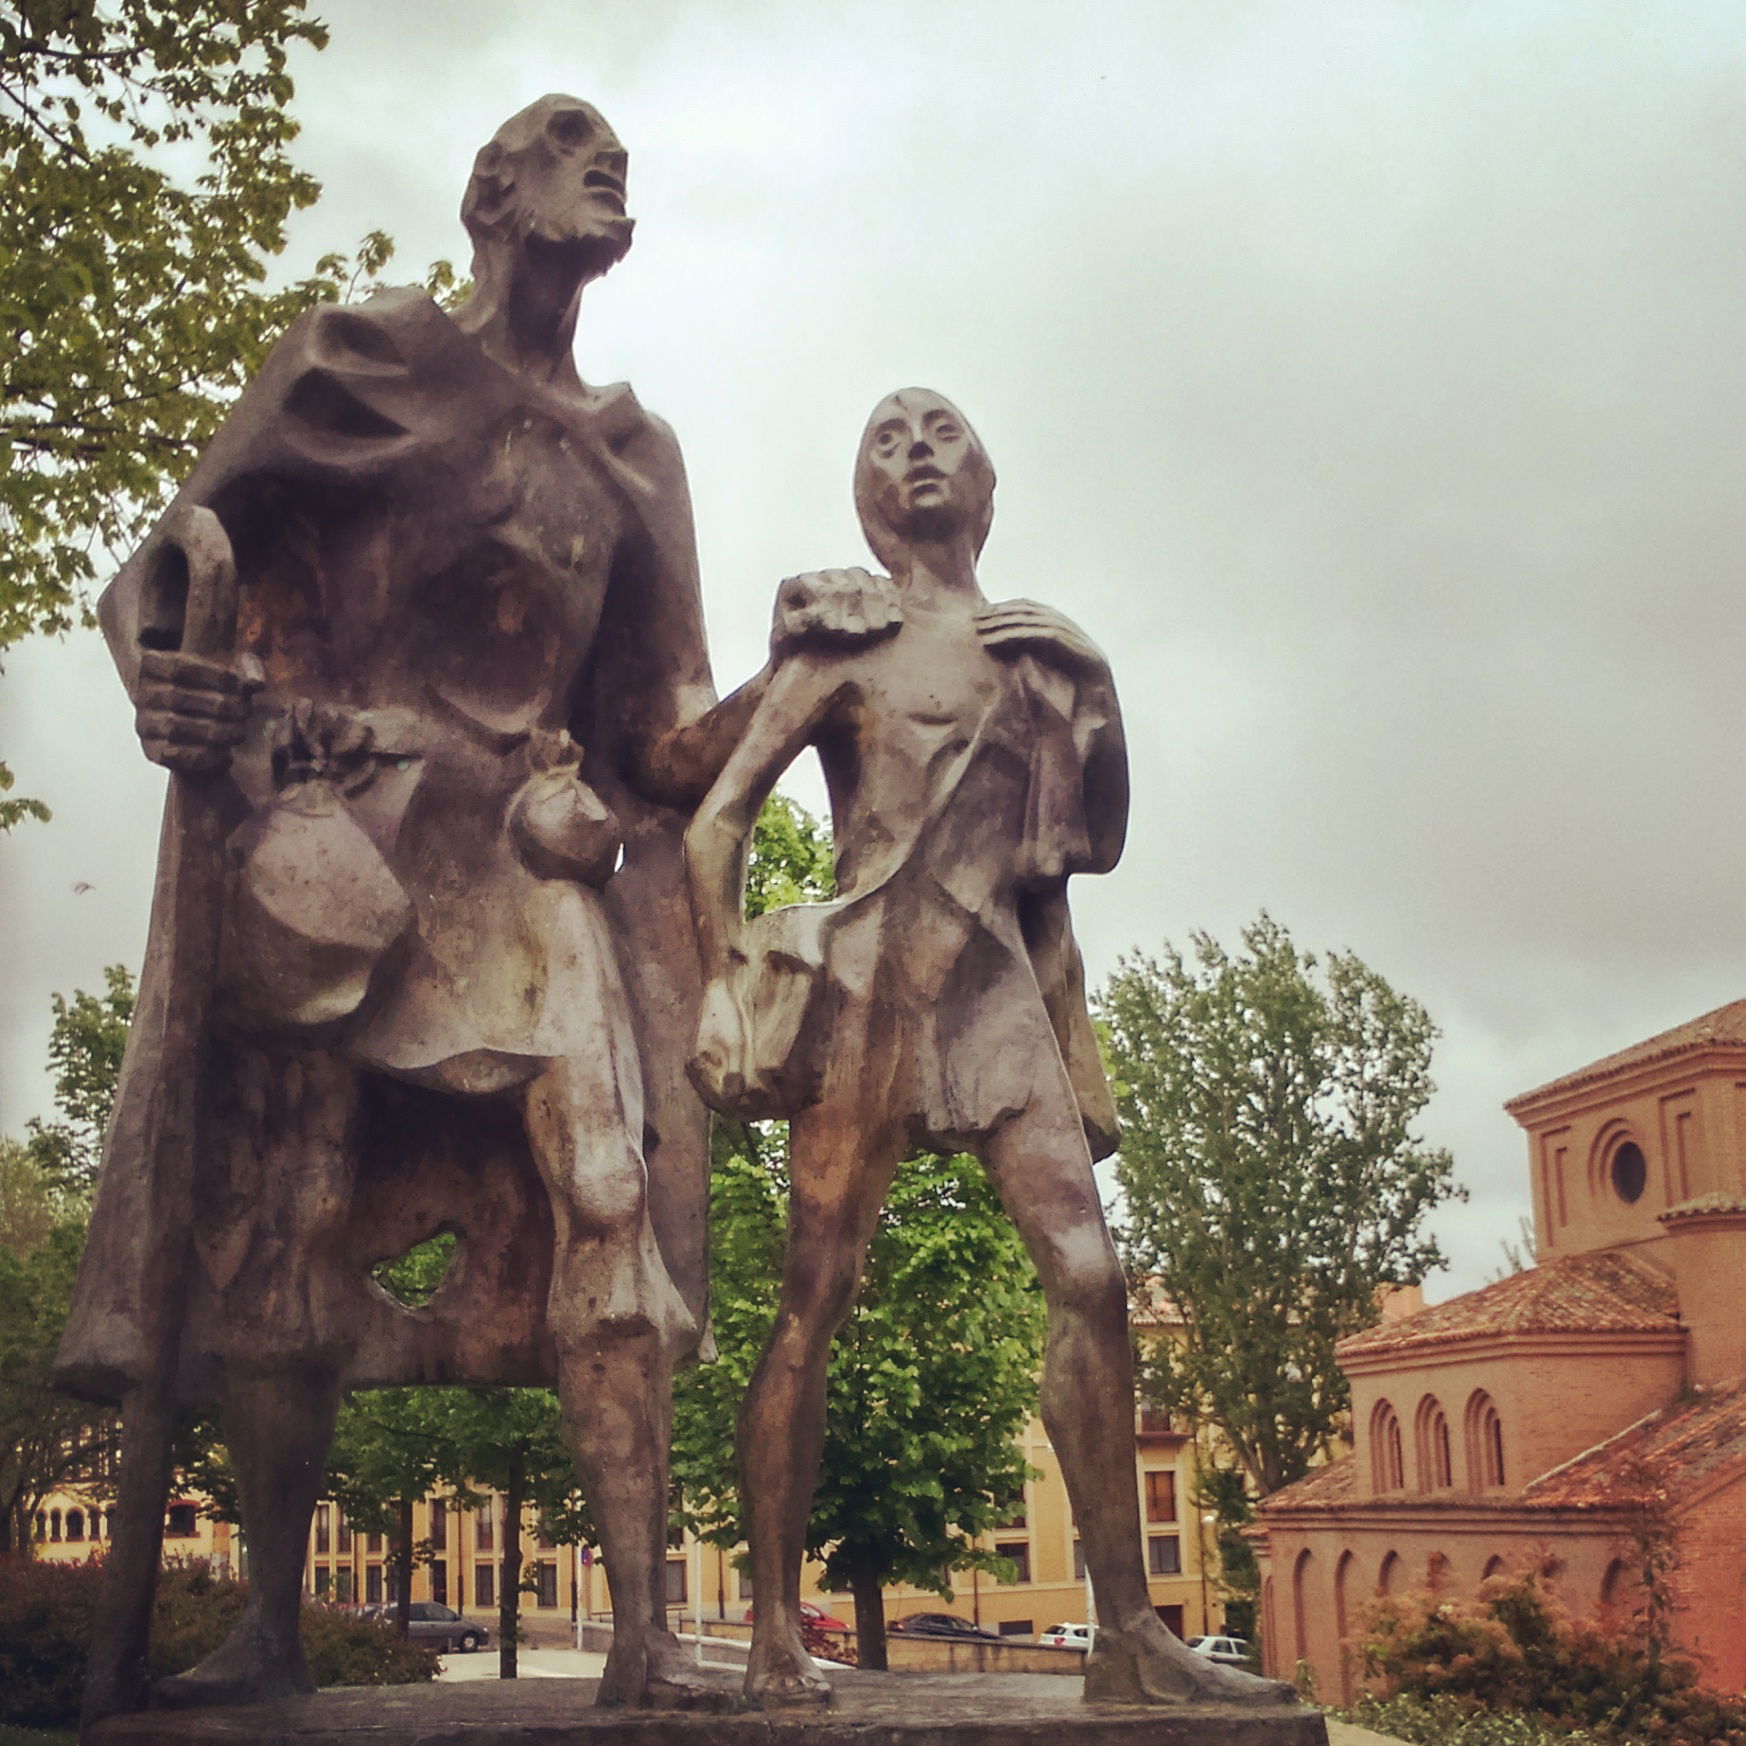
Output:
[
  {"xmin": 135, "ymin": 648, "xmax": 262, "ymax": 776},
  {"xmin": 772, "ymin": 567, "xmax": 903, "ymax": 654},
  {"xmin": 975, "ymin": 599, "xmax": 1108, "ymax": 678}
]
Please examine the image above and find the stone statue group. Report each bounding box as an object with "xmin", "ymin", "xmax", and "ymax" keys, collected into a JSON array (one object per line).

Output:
[{"xmin": 54, "ymin": 96, "xmax": 1292, "ymax": 1720}]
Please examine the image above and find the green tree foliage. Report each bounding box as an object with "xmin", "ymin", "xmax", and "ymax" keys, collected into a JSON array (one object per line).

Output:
[
  {"xmin": 0, "ymin": 967, "xmax": 136, "ymax": 1555},
  {"xmin": 1356, "ymin": 1562, "xmax": 1746, "ymax": 1745},
  {"xmin": 20, "ymin": 965, "xmax": 134, "ymax": 1197},
  {"xmin": 1100, "ymin": 913, "xmax": 1462, "ymax": 1498},
  {"xmin": 0, "ymin": 4, "xmax": 457, "ymax": 824}
]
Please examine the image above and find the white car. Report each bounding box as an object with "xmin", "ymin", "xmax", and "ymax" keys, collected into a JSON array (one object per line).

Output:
[
  {"xmin": 1038, "ymin": 1621, "xmax": 1094, "ymax": 1650},
  {"xmin": 1185, "ymin": 1634, "xmax": 1251, "ymax": 1667}
]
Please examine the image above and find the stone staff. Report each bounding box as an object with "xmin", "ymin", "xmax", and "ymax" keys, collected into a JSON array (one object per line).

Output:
[{"xmin": 80, "ymin": 506, "xmax": 240, "ymax": 1728}]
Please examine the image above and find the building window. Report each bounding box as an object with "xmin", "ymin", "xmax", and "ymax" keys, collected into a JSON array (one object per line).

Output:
[
  {"xmin": 998, "ymin": 1619, "xmax": 1033, "ymax": 1636},
  {"xmin": 314, "ymin": 1566, "xmax": 331, "ymax": 1597},
  {"xmin": 1610, "ymin": 1139, "xmax": 1647, "ymax": 1205},
  {"xmin": 367, "ymin": 1531, "xmax": 384, "ymax": 1555},
  {"xmin": 538, "ymin": 1522, "xmax": 557, "ymax": 1551},
  {"xmin": 50, "ymin": 1509, "xmax": 62, "ymax": 1541},
  {"xmin": 336, "ymin": 1508, "xmax": 352, "ymax": 1555},
  {"xmin": 1147, "ymin": 1534, "xmax": 1181, "ymax": 1576},
  {"xmin": 429, "ymin": 1499, "xmax": 446, "ymax": 1551},
  {"xmin": 386, "ymin": 1564, "xmax": 401, "ymax": 1604},
  {"xmin": 475, "ymin": 1563, "xmax": 495, "ymax": 1609},
  {"xmin": 431, "ymin": 1560, "xmax": 447, "ymax": 1605},
  {"xmin": 995, "ymin": 1489, "xmax": 1028, "ymax": 1530},
  {"xmin": 1144, "ymin": 1469, "xmax": 1177, "ymax": 1523},
  {"xmin": 66, "ymin": 1509, "xmax": 84, "ymax": 1542},
  {"xmin": 738, "ymin": 1567, "xmax": 755, "ymax": 1601},
  {"xmin": 1415, "ymin": 1396, "xmax": 1453, "ymax": 1491},
  {"xmin": 165, "ymin": 1503, "xmax": 198, "ymax": 1539},
  {"xmin": 34, "ymin": 1512, "xmax": 46, "ymax": 1542},
  {"xmin": 315, "ymin": 1504, "xmax": 331, "ymax": 1555},
  {"xmin": 1370, "ymin": 1400, "xmax": 1405, "ymax": 1492},
  {"xmin": 1137, "ymin": 1404, "xmax": 1173, "ymax": 1435},
  {"xmin": 476, "ymin": 1503, "xmax": 495, "ymax": 1553},
  {"xmin": 335, "ymin": 1567, "xmax": 354, "ymax": 1604},
  {"xmin": 1464, "ymin": 1390, "xmax": 1506, "ymax": 1490},
  {"xmin": 995, "ymin": 1541, "xmax": 1031, "ymax": 1584},
  {"xmin": 537, "ymin": 1561, "xmax": 558, "ymax": 1608},
  {"xmin": 664, "ymin": 1559, "xmax": 687, "ymax": 1605},
  {"xmin": 365, "ymin": 1565, "xmax": 382, "ymax": 1605},
  {"xmin": 1073, "ymin": 1539, "xmax": 1085, "ymax": 1580}
]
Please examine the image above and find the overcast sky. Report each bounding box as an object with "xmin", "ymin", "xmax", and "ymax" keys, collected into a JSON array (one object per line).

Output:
[{"xmin": 3, "ymin": 0, "xmax": 1743, "ymax": 1297}]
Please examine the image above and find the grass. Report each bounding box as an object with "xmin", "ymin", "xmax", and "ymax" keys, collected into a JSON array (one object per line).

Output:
[{"xmin": 0, "ymin": 1728, "xmax": 79, "ymax": 1746}]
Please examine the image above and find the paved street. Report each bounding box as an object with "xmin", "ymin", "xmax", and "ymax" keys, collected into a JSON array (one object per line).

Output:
[{"xmin": 437, "ymin": 1646, "xmax": 607, "ymax": 1680}]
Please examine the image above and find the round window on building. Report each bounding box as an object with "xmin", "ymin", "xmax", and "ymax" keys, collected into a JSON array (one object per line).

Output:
[{"xmin": 1610, "ymin": 1140, "xmax": 1647, "ymax": 1205}]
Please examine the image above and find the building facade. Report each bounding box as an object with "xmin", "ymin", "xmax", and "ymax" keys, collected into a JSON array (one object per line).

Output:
[
  {"xmin": 33, "ymin": 1404, "xmax": 1222, "ymax": 1644},
  {"xmin": 1255, "ymin": 1000, "xmax": 1746, "ymax": 1698}
]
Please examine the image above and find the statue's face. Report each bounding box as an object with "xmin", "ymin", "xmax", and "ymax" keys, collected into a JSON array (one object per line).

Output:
[
  {"xmin": 464, "ymin": 95, "xmax": 634, "ymax": 279},
  {"xmin": 855, "ymin": 390, "xmax": 992, "ymax": 549}
]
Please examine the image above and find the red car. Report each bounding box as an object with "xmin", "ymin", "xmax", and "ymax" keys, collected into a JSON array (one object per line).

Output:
[{"xmin": 743, "ymin": 1601, "xmax": 851, "ymax": 1633}]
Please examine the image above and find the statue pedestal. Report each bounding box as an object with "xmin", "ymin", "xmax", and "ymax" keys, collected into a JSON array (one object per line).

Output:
[{"xmin": 87, "ymin": 1670, "xmax": 1329, "ymax": 1746}]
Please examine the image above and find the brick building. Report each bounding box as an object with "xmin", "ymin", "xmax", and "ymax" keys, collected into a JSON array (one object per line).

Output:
[{"xmin": 1255, "ymin": 1000, "xmax": 1746, "ymax": 1697}]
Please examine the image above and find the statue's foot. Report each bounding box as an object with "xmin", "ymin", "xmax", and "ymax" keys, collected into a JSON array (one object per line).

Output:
[
  {"xmin": 1083, "ymin": 1620, "xmax": 1295, "ymax": 1708},
  {"xmin": 743, "ymin": 1628, "xmax": 834, "ymax": 1710},
  {"xmin": 595, "ymin": 1629, "xmax": 739, "ymax": 1711},
  {"xmin": 156, "ymin": 1623, "xmax": 314, "ymax": 1709}
]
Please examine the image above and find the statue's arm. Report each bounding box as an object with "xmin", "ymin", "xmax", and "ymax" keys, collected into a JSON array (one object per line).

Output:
[
  {"xmin": 975, "ymin": 597, "xmax": 1129, "ymax": 873},
  {"xmin": 684, "ymin": 654, "xmax": 840, "ymax": 974}
]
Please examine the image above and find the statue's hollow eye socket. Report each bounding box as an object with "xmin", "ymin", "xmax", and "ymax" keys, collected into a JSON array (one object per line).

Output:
[{"xmin": 547, "ymin": 111, "xmax": 593, "ymax": 151}]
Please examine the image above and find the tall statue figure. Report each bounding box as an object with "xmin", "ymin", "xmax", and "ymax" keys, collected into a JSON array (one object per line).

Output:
[
  {"xmin": 56, "ymin": 96, "xmax": 750, "ymax": 1717},
  {"xmin": 686, "ymin": 390, "xmax": 1294, "ymax": 1709}
]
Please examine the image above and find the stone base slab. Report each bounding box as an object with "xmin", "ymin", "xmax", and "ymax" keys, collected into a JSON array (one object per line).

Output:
[{"xmin": 88, "ymin": 1670, "xmax": 1329, "ymax": 1746}]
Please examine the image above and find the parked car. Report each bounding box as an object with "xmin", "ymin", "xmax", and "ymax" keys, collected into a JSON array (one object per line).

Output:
[
  {"xmin": 742, "ymin": 1601, "xmax": 851, "ymax": 1633},
  {"xmin": 888, "ymin": 1611, "xmax": 1001, "ymax": 1641},
  {"xmin": 357, "ymin": 1599, "xmax": 485, "ymax": 1648},
  {"xmin": 1185, "ymin": 1634, "xmax": 1251, "ymax": 1667},
  {"xmin": 1037, "ymin": 1621, "xmax": 1094, "ymax": 1650}
]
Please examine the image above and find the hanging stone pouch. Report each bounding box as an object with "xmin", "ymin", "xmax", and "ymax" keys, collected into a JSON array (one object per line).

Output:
[
  {"xmin": 508, "ymin": 728, "xmax": 623, "ymax": 887},
  {"xmin": 223, "ymin": 702, "xmax": 415, "ymax": 1034}
]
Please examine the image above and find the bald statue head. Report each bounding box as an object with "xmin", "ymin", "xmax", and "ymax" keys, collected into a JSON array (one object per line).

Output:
[
  {"xmin": 461, "ymin": 94, "xmax": 635, "ymax": 286},
  {"xmin": 854, "ymin": 389, "xmax": 996, "ymax": 575}
]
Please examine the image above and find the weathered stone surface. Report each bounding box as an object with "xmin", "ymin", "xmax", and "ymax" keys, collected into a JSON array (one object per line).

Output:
[{"xmin": 89, "ymin": 1671, "xmax": 1332, "ymax": 1746}]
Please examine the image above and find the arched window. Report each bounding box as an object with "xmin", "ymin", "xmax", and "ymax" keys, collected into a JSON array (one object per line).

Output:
[
  {"xmin": 66, "ymin": 1508, "xmax": 84, "ymax": 1542},
  {"xmin": 1333, "ymin": 1552, "xmax": 1357, "ymax": 1705},
  {"xmin": 1378, "ymin": 1550, "xmax": 1404, "ymax": 1596},
  {"xmin": 49, "ymin": 1509, "xmax": 62, "ymax": 1542},
  {"xmin": 1426, "ymin": 1550, "xmax": 1452, "ymax": 1592},
  {"xmin": 1370, "ymin": 1400, "xmax": 1405, "ymax": 1492},
  {"xmin": 1600, "ymin": 1558, "xmax": 1630, "ymax": 1614},
  {"xmin": 1464, "ymin": 1390, "xmax": 1506, "ymax": 1490},
  {"xmin": 1482, "ymin": 1554, "xmax": 1507, "ymax": 1583},
  {"xmin": 1415, "ymin": 1395, "xmax": 1453, "ymax": 1491},
  {"xmin": 1292, "ymin": 1548, "xmax": 1315, "ymax": 1665}
]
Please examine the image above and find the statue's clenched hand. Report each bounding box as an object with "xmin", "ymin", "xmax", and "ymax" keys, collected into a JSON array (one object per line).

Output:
[
  {"xmin": 772, "ymin": 567, "xmax": 903, "ymax": 653},
  {"xmin": 975, "ymin": 599, "xmax": 1108, "ymax": 678},
  {"xmin": 135, "ymin": 649, "xmax": 262, "ymax": 776}
]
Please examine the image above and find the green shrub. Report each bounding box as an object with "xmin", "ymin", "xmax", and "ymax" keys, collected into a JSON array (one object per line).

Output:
[
  {"xmin": 1354, "ymin": 1566, "xmax": 1746, "ymax": 1746},
  {"xmin": 0, "ymin": 1557, "xmax": 436, "ymax": 1729},
  {"xmin": 1339, "ymin": 1692, "xmax": 1607, "ymax": 1746}
]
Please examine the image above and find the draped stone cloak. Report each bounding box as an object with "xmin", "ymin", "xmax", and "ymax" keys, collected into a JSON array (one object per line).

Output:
[{"xmin": 56, "ymin": 288, "xmax": 715, "ymax": 1404}]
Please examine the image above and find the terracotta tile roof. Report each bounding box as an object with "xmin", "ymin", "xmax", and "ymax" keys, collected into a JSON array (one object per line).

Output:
[
  {"xmin": 1660, "ymin": 1193, "xmax": 1746, "ymax": 1223},
  {"xmin": 1521, "ymin": 1376, "xmax": 1746, "ymax": 1509},
  {"xmin": 1336, "ymin": 1250, "xmax": 1679, "ymax": 1359},
  {"xmin": 1260, "ymin": 1456, "xmax": 1360, "ymax": 1512},
  {"xmin": 1507, "ymin": 999, "xmax": 1746, "ymax": 1108}
]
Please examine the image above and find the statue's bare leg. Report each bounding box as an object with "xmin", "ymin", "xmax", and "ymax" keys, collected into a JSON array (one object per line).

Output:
[
  {"xmin": 160, "ymin": 1047, "xmax": 357, "ymax": 1706},
  {"xmin": 739, "ymin": 1101, "xmax": 904, "ymax": 1709},
  {"xmin": 981, "ymin": 1080, "xmax": 1293, "ymax": 1707},
  {"xmin": 159, "ymin": 1368, "xmax": 342, "ymax": 1705},
  {"xmin": 522, "ymin": 1049, "xmax": 732, "ymax": 1710}
]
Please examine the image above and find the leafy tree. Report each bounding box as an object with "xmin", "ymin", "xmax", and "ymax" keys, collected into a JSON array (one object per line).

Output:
[
  {"xmin": 0, "ymin": 968, "xmax": 138, "ymax": 1555},
  {"xmin": 0, "ymin": 3, "xmax": 455, "ymax": 823},
  {"xmin": 1100, "ymin": 913, "xmax": 1462, "ymax": 1499},
  {"xmin": 21, "ymin": 964, "xmax": 135, "ymax": 1197}
]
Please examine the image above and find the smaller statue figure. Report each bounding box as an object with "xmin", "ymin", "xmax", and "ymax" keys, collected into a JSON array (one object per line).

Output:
[{"xmin": 685, "ymin": 389, "xmax": 1296, "ymax": 1709}]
